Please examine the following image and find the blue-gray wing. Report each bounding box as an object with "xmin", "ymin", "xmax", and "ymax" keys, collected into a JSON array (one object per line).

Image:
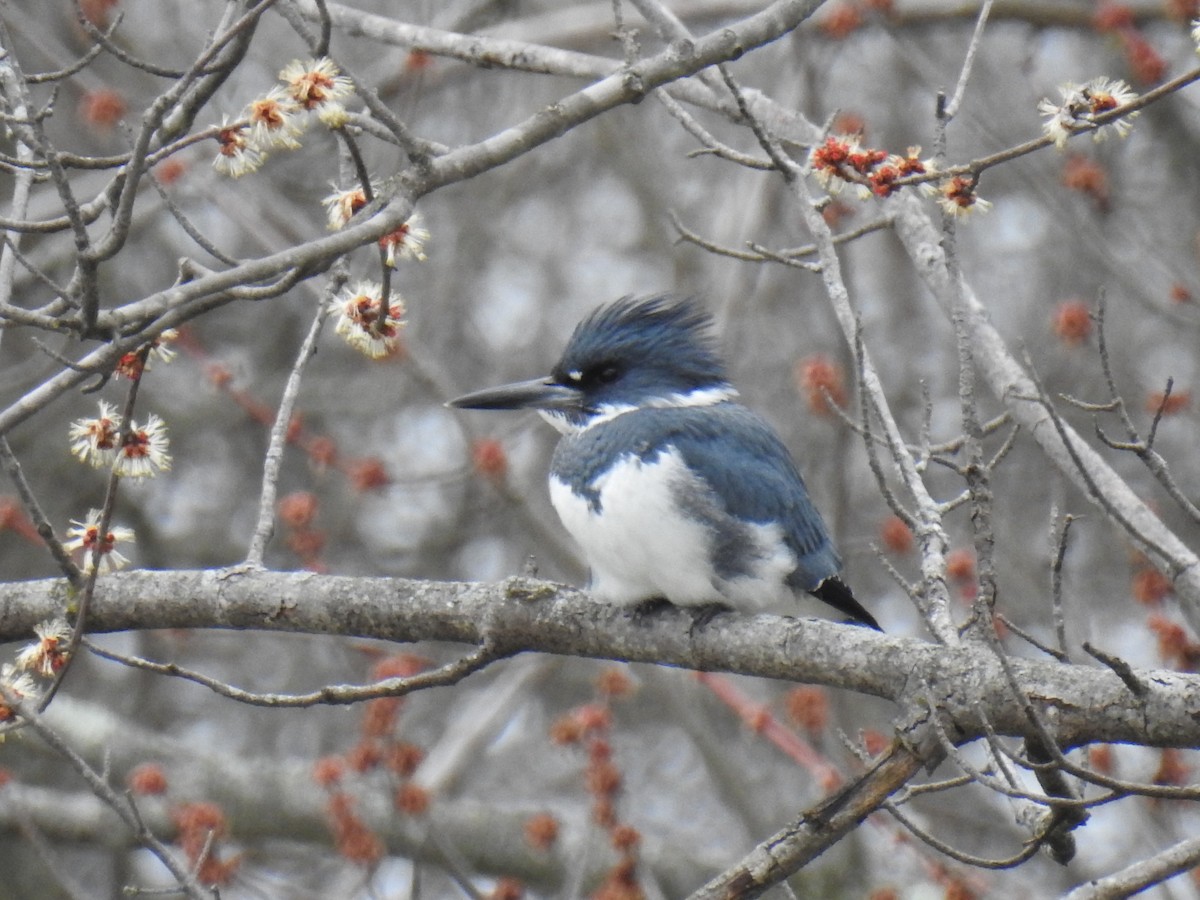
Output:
[{"xmin": 640, "ymin": 403, "xmax": 843, "ymax": 591}]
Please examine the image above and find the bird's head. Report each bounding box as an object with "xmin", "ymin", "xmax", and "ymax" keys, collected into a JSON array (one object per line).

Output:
[{"xmin": 448, "ymin": 295, "xmax": 735, "ymax": 432}]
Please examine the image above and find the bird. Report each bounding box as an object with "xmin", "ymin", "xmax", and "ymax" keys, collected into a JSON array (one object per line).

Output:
[{"xmin": 448, "ymin": 294, "xmax": 880, "ymax": 630}]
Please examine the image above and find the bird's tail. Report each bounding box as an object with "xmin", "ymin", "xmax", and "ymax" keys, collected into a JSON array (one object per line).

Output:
[{"xmin": 811, "ymin": 577, "xmax": 881, "ymax": 631}]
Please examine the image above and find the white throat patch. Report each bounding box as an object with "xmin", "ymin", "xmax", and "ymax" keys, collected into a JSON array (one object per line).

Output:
[{"xmin": 537, "ymin": 384, "xmax": 737, "ymax": 436}]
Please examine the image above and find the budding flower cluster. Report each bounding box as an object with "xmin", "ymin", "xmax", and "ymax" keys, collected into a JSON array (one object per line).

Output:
[
  {"xmin": 924, "ymin": 175, "xmax": 993, "ymax": 219},
  {"xmin": 115, "ymin": 329, "xmax": 179, "ymax": 381},
  {"xmin": 1037, "ymin": 77, "xmax": 1138, "ymax": 149},
  {"xmin": 14, "ymin": 619, "xmax": 72, "ymax": 679},
  {"xmin": 213, "ymin": 57, "xmax": 356, "ymax": 177},
  {"xmin": 807, "ymin": 134, "xmax": 929, "ymax": 199},
  {"xmin": 3, "ymin": 616, "xmax": 76, "ymax": 723},
  {"xmin": 64, "ymin": 510, "xmax": 136, "ymax": 574},
  {"xmin": 68, "ymin": 401, "xmax": 172, "ymax": 479},
  {"xmin": 328, "ymin": 281, "xmax": 406, "ymax": 359},
  {"xmin": 322, "ymin": 185, "xmax": 370, "ymax": 231},
  {"xmin": 379, "ymin": 217, "xmax": 430, "ymax": 268},
  {"xmin": 0, "ymin": 663, "xmax": 38, "ymax": 722},
  {"xmin": 807, "ymin": 134, "xmax": 992, "ymax": 218},
  {"xmin": 322, "ymin": 186, "xmax": 430, "ymax": 269}
]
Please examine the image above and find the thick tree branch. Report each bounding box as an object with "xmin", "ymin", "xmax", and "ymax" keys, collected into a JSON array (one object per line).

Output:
[
  {"xmin": 1, "ymin": 570, "xmax": 1199, "ymax": 750},
  {"xmin": 691, "ymin": 741, "xmax": 926, "ymax": 899}
]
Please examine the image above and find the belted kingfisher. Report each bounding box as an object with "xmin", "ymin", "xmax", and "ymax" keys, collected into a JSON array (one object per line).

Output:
[{"xmin": 449, "ymin": 294, "xmax": 879, "ymax": 630}]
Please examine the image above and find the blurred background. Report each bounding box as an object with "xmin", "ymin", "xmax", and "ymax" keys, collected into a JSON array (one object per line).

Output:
[{"xmin": 2, "ymin": 0, "xmax": 1200, "ymax": 896}]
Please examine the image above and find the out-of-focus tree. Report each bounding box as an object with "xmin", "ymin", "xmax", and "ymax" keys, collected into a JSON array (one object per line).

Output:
[{"xmin": 2, "ymin": 1, "xmax": 1200, "ymax": 897}]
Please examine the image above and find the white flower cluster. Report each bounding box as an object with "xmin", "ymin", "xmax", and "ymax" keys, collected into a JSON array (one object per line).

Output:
[{"xmin": 214, "ymin": 58, "xmax": 356, "ymax": 177}]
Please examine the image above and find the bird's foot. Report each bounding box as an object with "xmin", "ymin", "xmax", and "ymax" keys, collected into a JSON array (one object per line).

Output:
[
  {"xmin": 628, "ymin": 596, "xmax": 674, "ymax": 625},
  {"xmin": 687, "ymin": 601, "xmax": 733, "ymax": 637}
]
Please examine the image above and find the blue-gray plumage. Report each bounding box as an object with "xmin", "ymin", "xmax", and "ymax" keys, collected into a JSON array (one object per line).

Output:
[{"xmin": 449, "ymin": 294, "xmax": 879, "ymax": 630}]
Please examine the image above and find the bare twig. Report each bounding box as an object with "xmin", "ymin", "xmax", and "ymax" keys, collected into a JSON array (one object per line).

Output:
[
  {"xmin": 244, "ymin": 280, "xmax": 339, "ymax": 568},
  {"xmin": 1049, "ymin": 511, "xmax": 1075, "ymax": 659},
  {"xmin": 1088, "ymin": 296, "xmax": 1200, "ymax": 526},
  {"xmin": 1062, "ymin": 835, "xmax": 1200, "ymax": 900},
  {"xmin": 0, "ymin": 439, "xmax": 83, "ymax": 588},
  {"xmin": 4, "ymin": 689, "xmax": 213, "ymax": 899},
  {"xmin": 1082, "ymin": 642, "xmax": 1148, "ymax": 698},
  {"xmin": 85, "ymin": 639, "xmax": 510, "ymax": 708},
  {"xmin": 941, "ymin": 0, "xmax": 994, "ymax": 120},
  {"xmin": 882, "ymin": 798, "xmax": 1043, "ymax": 869}
]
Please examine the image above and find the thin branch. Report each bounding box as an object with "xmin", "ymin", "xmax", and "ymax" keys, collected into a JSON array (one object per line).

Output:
[
  {"xmin": 1062, "ymin": 835, "xmax": 1200, "ymax": 900},
  {"xmin": 9, "ymin": 804, "xmax": 93, "ymax": 900},
  {"xmin": 1089, "ymin": 296, "xmax": 1200, "ymax": 526},
  {"xmin": 1049, "ymin": 511, "xmax": 1075, "ymax": 659},
  {"xmin": 71, "ymin": 3, "xmax": 191, "ymax": 78},
  {"xmin": 35, "ymin": 350, "xmax": 152, "ymax": 715},
  {"xmin": 146, "ymin": 174, "xmax": 240, "ymax": 268},
  {"xmin": 1018, "ymin": 356, "xmax": 1179, "ymax": 575},
  {"xmin": 856, "ymin": 329, "xmax": 917, "ymax": 532},
  {"xmin": 1, "ymin": 233, "xmax": 70, "ymax": 300},
  {"xmin": 0, "ymin": 438, "xmax": 83, "ymax": 588},
  {"xmin": 941, "ymin": 0, "xmax": 994, "ymax": 120},
  {"xmin": 996, "ymin": 613, "xmax": 1068, "ymax": 663},
  {"xmin": 86, "ymin": 0, "xmax": 278, "ymax": 277},
  {"xmin": 85, "ymin": 639, "xmax": 510, "ymax": 708},
  {"xmin": 1082, "ymin": 642, "xmax": 1148, "ymax": 698},
  {"xmin": 5, "ymin": 690, "xmax": 213, "ymax": 899},
  {"xmin": 655, "ymin": 90, "xmax": 774, "ymax": 170},
  {"xmin": 882, "ymin": 798, "xmax": 1043, "ymax": 869},
  {"xmin": 244, "ymin": 281, "xmax": 339, "ymax": 568},
  {"xmin": 670, "ymin": 208, "xmax": 892, "ymax": 263},
  {"xmin": 0, "ymin": 22, "xmax": 97, "ymax": 324}
]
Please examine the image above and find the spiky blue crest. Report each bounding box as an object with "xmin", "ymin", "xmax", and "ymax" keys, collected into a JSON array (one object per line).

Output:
[{"xmin": 551, "ymin": 295, "xmax": 729, "ymax": 410}]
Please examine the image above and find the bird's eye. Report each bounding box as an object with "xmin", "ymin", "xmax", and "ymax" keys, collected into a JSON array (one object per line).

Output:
[{"xmin": 594, "ymin": 364, "xmax": 621, "ymax": 385}]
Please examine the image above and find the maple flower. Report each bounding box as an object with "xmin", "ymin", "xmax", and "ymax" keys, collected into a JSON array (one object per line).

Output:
[
  {"xmin": 150, "ymin": 329, "xmax": 180, "ymax": 365},
  {"xmin": 127, "ymin": 763, "xmax": 169, "ymax": 795},
  {"xmin": 245, "ymin": 87, "xmax": 305, "ymax": 151},
  {"xmin": 322, "ymin": 184, "xmax": 370, "ymax": 230},
  {"xmin": 379, "ymin": 213, "xmax": 430, "ymax": 267},
  {"xmin": 115, "ymin": 415, "xmax": 172, "ymax": 479},
  {"xmin": 524, "ymin": 812, "xmax": 560, "ymax": 851},
  {"xmin": 0, "ymin": 663, "xmax": 39, "ymax": 721},
  {"xmin": 867, "ymin": 162, "xmax": 902, "ymax": 198},
  {"xmin": 279, "ymin": 57, "xmax": 355, "ymax": 126},
  {"xmin": 15, "ymin": 618, "xmax": 72, "ymax": 678},
  {"xmin": 64, "ymin": 509, "xmax": 136, "ymax": 573},
  {"xmin": 1037, "ymin": 77, "xmax": 1138, "ymax": 149},
  {"xmin": 794, "ymin": 354, "xmax": 847, "ymax": 415},
  {"xmin": 1052, "ymin": 299, "xmax": 1093, "ymax": 345},
  {"xmin": 79, "ymin": 88, "xmax": 126, "ymax": 131},
  {"xmin": 115, "ymin": 329, "xmax": 180, "ymax": 380},
  {"xmin": 808, "ymin": 134, "xmax": 916, "ymax": 200},
  {"xmin": 808, "ymin": 134, "xmax": 860, "ymax": 193},
  {"xmin": 928, "ymin": 175, "xmax": 992, "ymax": 218},
  {"xmin": 880, "ymin": 515, "xmax": 914, "ymax": 554},
  {"xmin": 212, "ymin": 117, "xmax": 265, "ymax": 177},
  {"xmin": 329, "ymin": 281, "xmax": 406, "ymax": 359},
  {"xmin": 896, "ymin": 146, "xmax": 929, "ymax": 176},
  {"xmin": 68, "ymin": 401, "xmax": 122, "ymax": 468}
]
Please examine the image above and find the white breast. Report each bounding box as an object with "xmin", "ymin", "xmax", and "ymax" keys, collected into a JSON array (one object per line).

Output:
[{"xmin": 549, "ymin": 447, "xmax": 795, "ymax": 609}]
